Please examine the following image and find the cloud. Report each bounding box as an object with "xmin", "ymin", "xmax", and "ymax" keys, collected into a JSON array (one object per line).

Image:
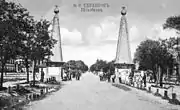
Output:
[
  {"xmin": 78, "ymin": 14, "xmax": 148, "ymax": 62},
  {"xmin": 147, "ymin": 23, "xmax": 178, "ymax": 40},
  {"xmin": 84, "ymin": 25, "xmax": 102, "ymax": 44},
  {"xmin": 129, "ymin": 25, "xmax": 140, "ymax": 42},
  {"xmin": 48, "ymin": 25, "xmax": 83, "ymax": 46},
  {"xmin": 60, "ymin": 28, "xmax": 83, "ymax": 45},
  {"xmin": 160, "ymin": 3, "xmax": 167, "ymax": 9},
  {"xmin": 100, "ymin": 17, "xmax": 119, "ymax": 40},
  {"xmin": 99, "ymin": 14, "xmax": 149, "ymax": 43}
]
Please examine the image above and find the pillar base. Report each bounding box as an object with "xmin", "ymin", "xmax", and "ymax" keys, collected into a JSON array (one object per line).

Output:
[
  {"xmin": 154, "ymin": 89, "xmax": 161, "ymax": 97},
  {"xmin": 169, "ymin": 93, "xmax": 180, "ymax": 105}
]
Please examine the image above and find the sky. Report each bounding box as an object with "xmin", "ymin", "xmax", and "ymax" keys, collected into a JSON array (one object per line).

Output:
[{"xmin": 16, "ymin": 0, "xmax": 180, "ymax": 66}]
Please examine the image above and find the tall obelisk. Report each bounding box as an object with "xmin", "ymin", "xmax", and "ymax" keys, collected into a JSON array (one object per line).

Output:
[
  {"xmin": 46, "ymin": 5, "xmax": 64, "ymax": 81},
  {"xmin": 115, "ymin": 6, "xmax": 132, "ymax": 65},
  {"xmin": 51, "ymin": 5, "xmax": 63, "ymax": 62},
  {"xmin": 114, "ymin": 7, "xmax": 134, "ymax": 83}
]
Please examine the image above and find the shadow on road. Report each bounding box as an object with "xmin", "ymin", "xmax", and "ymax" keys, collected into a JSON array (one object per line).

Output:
[{"xmin": 112, "ymin": 84, "xmax": 131, "ymax": 91}]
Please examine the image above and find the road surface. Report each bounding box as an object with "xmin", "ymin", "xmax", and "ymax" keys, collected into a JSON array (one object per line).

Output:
[{"xmin": 25, "ymin": 72, "xmax": 178, "ymax": 110}]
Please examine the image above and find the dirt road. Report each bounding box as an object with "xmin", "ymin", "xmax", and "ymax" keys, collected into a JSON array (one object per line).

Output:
[{"xmin": 25, "ymin": 72, "xmax": 179, "ymax": 110}]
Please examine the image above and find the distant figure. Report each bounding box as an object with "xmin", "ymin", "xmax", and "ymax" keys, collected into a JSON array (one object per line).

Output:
[
  {"xmin": 69, "ymin": 72, "xmax": 72, "ymax": 80},
  {"xmin": 129, "ymin": 71, "xmax": 134, "ymax": 85},
  {"xmin": 107, "ymin": 71, "xmax": 111, "ymax": 82},
  {"xmin": 118, "ymin": 72, "xmax": 122, "ymax": 83},
  {"xmin": 63, "ymin": 73, "xmax": 67, "ymax": 80},
  {"xmin": 99, "ymin": 69, "xmax": 104, "ymax": 81},
  {"xmin": 40, "ymin": 68, "xmax": 45, "ymax": 82},
  {"xmin": 149, "ymin": 74, "xmax": 153, "ymax": 83},
  {"xmin": 112, "ymin": 74, "xmax": 116, "ymax": 83},
  {"xmin": 76, "ymin": 70, "xmax": 81, "ymax": 80},
  {"xmin": 107, "ymin": 75, "xmax": 111, "ymax": 82},
  {"xmin": 143, "ymin": 73, "xmax": 146, "ymax": 87}
]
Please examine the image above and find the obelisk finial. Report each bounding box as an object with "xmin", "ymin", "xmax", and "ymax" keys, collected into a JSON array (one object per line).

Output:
[
  {"xmin": 54, "ymin": 5, "xmax": 59, "ymax": 14},
  {"xmin": 121, "ymin": 6, "xmax": 127, "ymax": 15}
]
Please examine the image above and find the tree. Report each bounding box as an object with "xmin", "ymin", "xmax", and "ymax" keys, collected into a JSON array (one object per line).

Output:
[
  {"xmin": 0, "ymin": 0, "xmax": 56, "ymax": 87},
  {"xmin": 90, "ymin": 59, "xmax": 115, "ymax": 79},
  {"xmin": 90, "ymin": 59, "xmax": 107, "ymax": 72},
  {"xmin": 134, "ymin": 40, "xmax": 160, "ymax": 73},
  {"xmin": 15, "ymin": 4, "xmax": 35, "ymax": 83},
  {"xmin": 134, "ymin": 39, "xmax": 173, "ymax": 87},
  {"xmin": 159, "ymin": 38, "xmax": 177, "ymax": 76},
  {"xmin": 106, "ymin": 60, "xmax": 115, "ymax": 74},
  {"xmin": 89, "ymin": 59, "xmax": 114, "ymax": 73},
  {"xmin": 20, "ymin": 19, "xmax": 34, "ymax": 83},
  {"xmin": 75, "ymin": 60, "xmax": 88, "ymax": 72},
  {"xmin": 164, "ymin": 15, "xmax": 180, "ymax": 80},
  {"xmin": 0, "ymin": 1, "xmax": 26, "ymax": 88},
  {"xmin": 163, "ymin": 15, "xmax": 180, "ymax": 62},
  {"xmin": 163, "ymin": 15, "xmax": 180, "ymax": 32},
  {"xmin": 63, "ymin": 60, "xmax": 88, "ymax": 73},
  {"xmin": 90, "ymin": 64, "xmax": 96, "ymax": 72},
  {"xmin": 83, "ymin": 65, "xmax": 88, "ymax": 72},
  {"xmin": 30, "ymin": 19, "xmax": 56, "ymax": 86},
  {"xmin": 163, "ymin": 16, "xmax": 180, "ymax": 56}
]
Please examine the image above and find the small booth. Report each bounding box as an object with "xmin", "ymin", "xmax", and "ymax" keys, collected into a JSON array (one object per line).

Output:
[
  {"xmin": 114, "ymin": 63, "xmax": 134, "ymax": 84},
  {"xmin": 45, "ymin": 61, "xmax": 65, "ymax": 81}
]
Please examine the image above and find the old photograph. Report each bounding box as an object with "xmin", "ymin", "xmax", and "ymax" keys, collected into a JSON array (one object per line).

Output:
[{"xmin": 0, "ymin": 0, "xmax": 180, "ymax": 109}]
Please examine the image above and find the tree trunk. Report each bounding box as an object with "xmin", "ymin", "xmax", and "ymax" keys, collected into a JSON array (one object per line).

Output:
[
  {"xmin": 159, "ymin": 67, "xmax": 164, "ymax": 87},
  {"xmin": 61, "ymin": 67, "xmax": 63, "ymax": 80},
  {"xmin": 32, "ymin": 60, "xmax": 36, "ymax": 86},
  {"xmin": 152, "ymin": 69, "xmax": 157, "ymax": 83},
  {"xmin": 156, "ymin": 66, "xmax": 161, "ymax": 85},
  {"xmin": 169, "ymin": 65, "xmax": 173, "ymax": 76},
  {"xmin": 25, "ymin": 58, "xmax": 29, "ymax": 83},
  {"xmin": 0, "ymin": 63, "xmax": 5, "ymax": 88}
]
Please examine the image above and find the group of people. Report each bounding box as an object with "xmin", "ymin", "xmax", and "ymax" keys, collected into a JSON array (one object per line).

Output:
[
  {"xmin": 98, "ymin": 69, "xmax": 147, "ymax": 88},
  {"xmin": 63, "ymin": 70, "xmax": 81, "ymax": 81},
  {"xmin": 98, "ymin": 69, "xmax": 114, "ymax": 82}
]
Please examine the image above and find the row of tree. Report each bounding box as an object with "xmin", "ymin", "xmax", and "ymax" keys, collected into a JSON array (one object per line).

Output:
[
  {"xmin": 134, "ymin": 15, "xmax": 180, "ymax": 87},
  {"xmin": 90, "ymin": 59, "xmax": 115, "ymax": 75},
  {"xmin": 0, "ymin": 0, "xmax": 56, "ymax": 88},
  {"xmin": 63, "ymin": 60, "xmax": 88, "ymax": 73}
]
